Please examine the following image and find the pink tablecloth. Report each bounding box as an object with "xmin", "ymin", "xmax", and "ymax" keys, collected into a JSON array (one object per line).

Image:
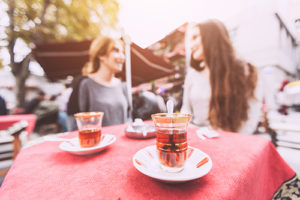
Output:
[
  {"xmin": 0, "ymin": 123, "xmax": 298, "ymax": 200},
  {"xmin": 0, "ymin": 114, "xmax": 36, "ymax": 136}
]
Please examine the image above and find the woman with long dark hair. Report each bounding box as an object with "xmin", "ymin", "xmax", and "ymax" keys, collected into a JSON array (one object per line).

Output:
[{"xmin": 181, "ymin": 20, "xmax": 262, "ymax": 134}]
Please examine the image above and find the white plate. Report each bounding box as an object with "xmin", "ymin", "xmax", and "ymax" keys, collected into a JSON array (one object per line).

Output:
[
  {"xmin": 59, "ymin": 134, "xmax": 116, "ymax": 155},
  {"xmin": 133, "ymin": 145, "xmax": 212, "ymax": 183}
]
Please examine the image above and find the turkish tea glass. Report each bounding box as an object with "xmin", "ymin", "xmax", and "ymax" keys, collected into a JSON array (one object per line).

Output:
[
  {"xmin": 152, "ymin": 113, "xmax": 191, "ymax": 173},
  {"xmin": 74, "ymin": 112, "xmax": 104, "ymax": 148}
]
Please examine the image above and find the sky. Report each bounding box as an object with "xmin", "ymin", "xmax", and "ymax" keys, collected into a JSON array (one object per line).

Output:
[
  {"xmin": 118, "ymin": 0, "xmax": 244, "ymax": 47},
  {"xmin": 1, "ymin": 0, "xmax": 299, "ymax": 71},
  {"xmin": 0, "ymin": 0, "xmax": 244, "ymax": 71}
]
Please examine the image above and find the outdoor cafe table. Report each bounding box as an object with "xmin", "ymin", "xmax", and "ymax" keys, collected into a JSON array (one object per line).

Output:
[{"xmin": 0, "ymin": 122, "xmax": 299, "ymax": 200}]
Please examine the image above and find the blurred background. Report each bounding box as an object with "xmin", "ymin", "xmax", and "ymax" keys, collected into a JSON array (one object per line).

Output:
[{"xmin": 0, "ymin": 0, "xmax": 300, "ymax": 171}]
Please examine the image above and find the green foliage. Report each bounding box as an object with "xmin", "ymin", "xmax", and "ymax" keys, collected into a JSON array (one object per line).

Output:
[
  {"xmin": 2, "ymin": 0, "xmax": 120, "ymax": 107},
  {"xmin": 5, "ymin": 0, "xmax": 120, "ymax": 45}
]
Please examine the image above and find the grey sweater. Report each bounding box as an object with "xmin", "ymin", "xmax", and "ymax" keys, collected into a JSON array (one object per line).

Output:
[{"xmin": 79, "ymin": 78, "xmax": 130, "ymax": 127}]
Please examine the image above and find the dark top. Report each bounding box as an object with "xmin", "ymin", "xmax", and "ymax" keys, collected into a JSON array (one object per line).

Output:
[
  {"xmin": 0, "ymin": 95, "xmax": 7, "ymax": 115},
  {"xmin": 79, "ymin": 78, "xmax": 130, "ymax": 127},
  {"xmin": 67, "ymin": 76, "xmax": 88, "ymax": 115},
  {"xmin": 25, "ymin": 98, "xmax": 42, "ymax": 114}
]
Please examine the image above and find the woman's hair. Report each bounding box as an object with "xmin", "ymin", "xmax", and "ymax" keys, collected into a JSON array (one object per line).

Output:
[
  {"xmin": 192, "ymin": 19, "xmax": 257, "ymax": 132},
  {"xmin": 82, "ymin": 36, "xmax": 124, "ymax": 75}
]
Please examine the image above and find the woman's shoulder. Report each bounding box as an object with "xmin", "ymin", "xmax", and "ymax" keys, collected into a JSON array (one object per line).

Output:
[
  {"xmin": 112, "ymin": 77, "xmax": 122, "ymax": 86},
  {"xmin": 80, "ymin": 77, "xmax": 93, "ymax": 86},
  {"xmin": 187, "ymin": 67, "xmax": 210, "ymax": 80},
  {"xmin": 120, "ymin": 80, "xmax": 128, "ymax": 86},
  {"xmin": 79, "ymin": 77, "xmax": 105, "ymax": 90}
]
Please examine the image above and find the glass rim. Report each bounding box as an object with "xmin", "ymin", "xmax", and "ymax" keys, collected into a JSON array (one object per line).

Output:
[
  {"xmin": 74, "ymin": 112, "xmax": 104, "ymax": 119},
  {"xmin": 151, "ymin": 113, "xmax": 191, "ymax": 124},
  {"xmin": 151, "ymin": 113, "xmax": 191, "ymax": 118}
]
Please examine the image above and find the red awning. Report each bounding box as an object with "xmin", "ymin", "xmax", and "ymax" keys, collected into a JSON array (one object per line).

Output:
[{"xmin": 33, "ymin": 40, "xmax": 176, "ymax": 86}]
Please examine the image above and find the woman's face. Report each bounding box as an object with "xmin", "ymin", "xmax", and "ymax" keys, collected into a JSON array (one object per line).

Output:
[
  {"xmin": 190, "ymin": 25, "xmax": 204, "ymax": 61},
  {"xmin": 100, "ymin": 40, "xmax": 125, "ymax": 73}
]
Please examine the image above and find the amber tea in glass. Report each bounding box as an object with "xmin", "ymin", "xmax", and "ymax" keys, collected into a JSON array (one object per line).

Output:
[
  {"xmin": 78, "ymin": 128, "xmax": 102, "ymax": 148},
  {"xmin": 74, "ymin": 112, "xmax": 104, "ymax": 148},
  {"xmin": 152, "ymin": 113, "xmax": 191, "ymax": 173}
]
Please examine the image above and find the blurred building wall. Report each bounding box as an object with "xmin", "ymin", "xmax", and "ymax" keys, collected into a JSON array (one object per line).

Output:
[
  {"xmin": 229, "ymin": 0, "xmax": 299, "ymax": 73},
  {"xmin": 225, "ymin": 0, "xmax": 300, "ymax": 109}
]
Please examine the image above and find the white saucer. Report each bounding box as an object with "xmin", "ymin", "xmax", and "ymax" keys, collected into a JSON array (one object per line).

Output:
[
  {"xmin": 59, "ymin": 134, "xmax": 116, "ymax": 155},
  {"xmin": 132, "ymin": 145, "xmax": 212, "ymax": 183}
]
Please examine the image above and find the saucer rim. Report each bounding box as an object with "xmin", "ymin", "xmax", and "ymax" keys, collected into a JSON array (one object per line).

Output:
[
  {"xmin": 59, "ymin": 134, "xmax": 116, "ymax": 153},
  {"xmin": 132, "ymin": 145, "xmax": 212, "ymax": 183}
]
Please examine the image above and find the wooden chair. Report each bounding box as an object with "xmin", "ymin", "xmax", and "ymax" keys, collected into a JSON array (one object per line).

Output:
[{"xmin": 0, "ymin": 120, "xmax": 28, "ymax": 177}]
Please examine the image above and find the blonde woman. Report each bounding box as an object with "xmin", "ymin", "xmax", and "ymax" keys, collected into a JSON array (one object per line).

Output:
[{"xmin": 78, "ymin": 36, "xmax": 131, "ymax": 126}]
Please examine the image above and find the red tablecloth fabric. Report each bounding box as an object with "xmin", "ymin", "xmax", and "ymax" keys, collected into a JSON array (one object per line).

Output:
[
  {"xmin": 0, "ymin": 114, "xmax": 36, "ymax": 136},
  {"xmin": 0, "ymin": 123, "xmax": 296, "ymax": 200}
]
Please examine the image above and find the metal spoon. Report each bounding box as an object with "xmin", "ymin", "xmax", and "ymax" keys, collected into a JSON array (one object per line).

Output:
[{"xmin": 166, "ymin": 99, "xmax": 174, "ymax": 116}]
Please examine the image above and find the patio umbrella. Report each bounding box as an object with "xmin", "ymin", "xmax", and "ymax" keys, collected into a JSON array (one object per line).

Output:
[{"xmin": 32, "ymin": 40, "xmax": 176, "ymax": 87}]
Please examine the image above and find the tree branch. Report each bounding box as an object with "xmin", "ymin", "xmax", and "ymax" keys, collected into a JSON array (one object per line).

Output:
[
  {"xmin": 40, "ymin": 0, "xmax": 50, "ymax": 26},
  {"xmin": 20, "ymin": 53, "xmax": 32, "ymax": 79},
  {"xmin": 7, "ymin": 0, "xmax": 16, "ymax": 68}
]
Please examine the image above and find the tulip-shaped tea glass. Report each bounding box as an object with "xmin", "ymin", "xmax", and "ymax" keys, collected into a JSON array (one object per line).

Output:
[
  {"xmin": 74, "ymin": 112, "xmax": 104, "ymax": 148},
  {"xmin": 151, "ymin": 113, "xmax": 191, "ymax": 173}
]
